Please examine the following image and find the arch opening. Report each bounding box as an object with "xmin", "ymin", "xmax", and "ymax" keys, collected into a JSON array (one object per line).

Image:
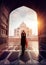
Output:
[{"xmin": 9, "ymin": 6, "xmax": 39, "ymax": 60}]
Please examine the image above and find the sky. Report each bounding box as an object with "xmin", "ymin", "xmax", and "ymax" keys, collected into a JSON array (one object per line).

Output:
[{"xmin": 9, "ymin": 6, "xmax": 38, "ymax": 36}]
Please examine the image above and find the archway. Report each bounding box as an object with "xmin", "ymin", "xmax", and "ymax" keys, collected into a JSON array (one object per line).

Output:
[
  {"xmin": 9, "ymin": 6, "xmax": 39, "ymax": 60},
  {"xmin": 0, "ymin": 0, "xmax": 46, "ymax": 63}
]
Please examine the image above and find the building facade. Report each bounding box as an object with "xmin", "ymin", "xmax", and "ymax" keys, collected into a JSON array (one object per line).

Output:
[
  {"xmin": 0, "ymin": 5, "xmax": 9, "ymax": 43},
  {"xmin": 14, "ymin": 22, "xmax": 32, "ymax": 38}
]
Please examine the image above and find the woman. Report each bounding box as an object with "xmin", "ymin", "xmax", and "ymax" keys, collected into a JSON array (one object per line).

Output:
[{"xmin": 21, "ymin": 30, "xmax": 26, "ymax": 56}]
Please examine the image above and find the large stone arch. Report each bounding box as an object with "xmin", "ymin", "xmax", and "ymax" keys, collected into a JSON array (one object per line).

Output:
[
  {"xmin": 9, "ymin": 6, "xmax": 39, "ymax": 58},
  {"xmin": 0, "ymin": 1, "xmax": 46, "ymax": 62}
]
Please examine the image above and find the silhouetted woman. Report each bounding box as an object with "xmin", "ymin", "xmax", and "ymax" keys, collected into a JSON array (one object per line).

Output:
[{"xmin": 21, "ymin": 30, "xmax": 26, "ymax": 56}]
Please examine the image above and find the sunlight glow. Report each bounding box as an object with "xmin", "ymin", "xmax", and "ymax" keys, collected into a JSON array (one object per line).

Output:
[{"xmin": 31, "ymin": 42, "xmax": 39, "ymax": 56}]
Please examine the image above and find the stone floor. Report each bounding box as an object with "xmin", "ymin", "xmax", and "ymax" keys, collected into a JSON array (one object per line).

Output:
[{"xmin": 0, "ymin": 42, "xmax": 46, "ymax": 65}]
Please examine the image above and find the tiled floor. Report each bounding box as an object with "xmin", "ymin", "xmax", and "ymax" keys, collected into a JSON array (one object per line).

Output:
[
  {"xmin": 0, "ymin": 43, "xmax": 46, "ymax": 65},
  {"xmin": 0, "ymin": 44, "xmax": 39, "ymax": 64}
]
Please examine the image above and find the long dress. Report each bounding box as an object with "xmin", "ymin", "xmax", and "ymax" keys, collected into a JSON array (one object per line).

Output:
[{"xmin": 21, "ymin": 31, "xmax": 26, "ymax": 55}]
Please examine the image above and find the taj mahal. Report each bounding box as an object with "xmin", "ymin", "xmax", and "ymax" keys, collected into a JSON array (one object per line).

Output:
[{"xmin": 14, "ymin": 22, "xmax": 32, "ymax": 38}]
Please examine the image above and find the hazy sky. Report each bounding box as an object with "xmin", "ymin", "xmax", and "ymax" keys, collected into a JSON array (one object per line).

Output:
[{"xmin": 9, "ymin": 6, "xmax": 38, "ymax": 36}]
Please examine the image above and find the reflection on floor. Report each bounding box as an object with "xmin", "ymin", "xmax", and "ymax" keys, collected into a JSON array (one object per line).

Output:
[{"xmin": 0, "ymin": 43, "xmax": 46, "ymax": 65}]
